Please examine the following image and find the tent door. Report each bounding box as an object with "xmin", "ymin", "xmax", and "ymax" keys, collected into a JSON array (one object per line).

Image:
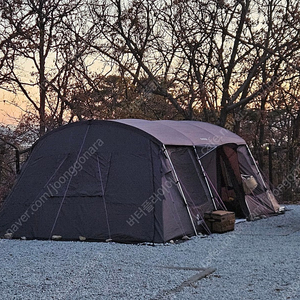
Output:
[
  {"xmin": 162, "ymin": 145, "xmax": 198, "ymax": 236},
  {"xmin": 217, "ymin": 145, "xmax": 249, "ymax": 218},
  {"xmin": 165, "ymin": 145, "xmax": 215, "ymax": 233}
]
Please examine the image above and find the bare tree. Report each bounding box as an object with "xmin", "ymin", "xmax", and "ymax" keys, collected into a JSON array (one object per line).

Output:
[
  {"xmin": 0, "ymin": 0, "xmax": 91, "ymax": 135},
  {"xmin": 78, "ymin": 0, "xmax": 299, "ymax": 127}
]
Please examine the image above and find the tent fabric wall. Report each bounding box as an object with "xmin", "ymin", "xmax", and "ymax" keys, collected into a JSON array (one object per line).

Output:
[
  {"xmin": 219, "ymin": 145, "xmax": 249, "ymax": 218},
  {"xmin": 0, "ymin": 121, "xmax": 165, "ymax": 242},
  {"xmin": 160, "ymin": 154, "xmax": 195, "ymax": 241},
  {"xmin": 166, "ymin": 146, "xmax": 214, "ymax": 230},
  {"xmin": 0, "ymin": 119, "xmax": 281, "ymax": 243},
  {"xmin": 237, "ymin": 145, "xmax": 280, "ymax": 219}
]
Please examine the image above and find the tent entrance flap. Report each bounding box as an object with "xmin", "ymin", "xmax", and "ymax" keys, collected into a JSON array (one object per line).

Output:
[
  {"xmin": 217, "ymin": 145, "xmax": 249, "ymax": 218},
  {"xmin": 237, "ymin": 145, "xmax": 280, "ymax": 218},
  {"xmin": 165, "ymin": 145, "xmax": 215, "ymax": 233},
  {"xmin": 193, "ymin": 146, "xmax": 217, "ymax": 210},
  {"xmin": 162, "ymin": 145, "xmax": 197, "ymax": 236}
]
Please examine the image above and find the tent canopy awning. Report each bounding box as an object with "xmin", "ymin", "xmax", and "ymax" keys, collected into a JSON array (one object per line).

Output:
[{"xmin": 114, "ymin": 119, "xmax": 245, "ymax": 146}]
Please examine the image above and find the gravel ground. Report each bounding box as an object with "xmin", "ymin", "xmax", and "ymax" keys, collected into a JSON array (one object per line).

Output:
[{"xmin": 0, "ymin": 205, "xmax": 299, "ymax": 300}]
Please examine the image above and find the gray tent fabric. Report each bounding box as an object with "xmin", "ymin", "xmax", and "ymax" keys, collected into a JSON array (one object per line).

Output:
[
  {"xmin": 116, "ymin": 119, "xmax": 245, "ymax": 146},
  {"xmin": 0, "ymin": 119, "xmax": 280, "ymax": 243}
]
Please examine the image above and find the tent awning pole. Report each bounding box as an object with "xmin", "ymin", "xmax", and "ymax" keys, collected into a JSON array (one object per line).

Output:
[
  {"xmin": 162, "ymin": 144, "xmax": 198, "ymax": 236},
  {"xmin": 193, "ymin": 146, "xmax": 217, "ymax": 211},
  {"xmin": 245, "ymin": 145, "xmax": 268, "ymax": 190},
  {"xmin": 245, "ymin": 144, "xmax": 277, "ymax": 213},
  {"xmin": 197, "ymin": 145, "xmax": 217, "ymax": 160}
]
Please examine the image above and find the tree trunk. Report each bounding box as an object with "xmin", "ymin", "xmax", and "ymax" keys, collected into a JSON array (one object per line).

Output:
[
  {"xmin": 219, "ymin": 106, "xmax": 228, "ymax": 127},
  {"xmin": 38, "ymin": 0, "xmax": 46, "ymax": 136},
  {"xmin": 258, "ymin": 98, "xmax": 267, "ymax": 169}
]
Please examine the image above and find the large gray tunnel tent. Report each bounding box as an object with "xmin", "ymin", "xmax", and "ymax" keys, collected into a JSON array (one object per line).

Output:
[{"xmin": 0, "ymin": 119, "xmax": 280, "ymax": 243}]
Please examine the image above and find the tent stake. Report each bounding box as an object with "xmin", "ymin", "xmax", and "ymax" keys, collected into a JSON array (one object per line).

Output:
[
  {"xmin": 162, "ymin": 145, "xmax": 198, "ymax": 236},
  {"xmin": 193, "ymin": 146, "xmax": 218, "ymax": 211}
]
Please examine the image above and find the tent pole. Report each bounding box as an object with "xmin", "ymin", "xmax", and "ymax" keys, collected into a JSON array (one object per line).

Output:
[
  {"xmin": 193, "ymin": 146, "xmax": 218, "ymax": 211},
  {"xmin": 245, "ymin": 144, "xmax": 278, "ymax": 212},
  {"xmin": 197, "ymin": 146, "xmax": 217, "ymax": 160},
  {"xmin": 162, "ymin": 145, "xmax": 198, "ymax": 236},
  {"xmin": 245, "ymin": 145, "xmax": 268, "ymax": 190}
]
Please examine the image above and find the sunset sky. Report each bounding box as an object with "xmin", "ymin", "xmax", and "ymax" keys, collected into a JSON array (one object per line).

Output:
[{"xmin": 0, "ymin": 91, "xmax": 23, "ymax": 125}]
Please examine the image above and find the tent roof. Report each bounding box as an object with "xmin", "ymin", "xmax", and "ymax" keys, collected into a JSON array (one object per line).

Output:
[{"xmin": 114, "ymin": 119, "xmax": 245, "ymax": 146}]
